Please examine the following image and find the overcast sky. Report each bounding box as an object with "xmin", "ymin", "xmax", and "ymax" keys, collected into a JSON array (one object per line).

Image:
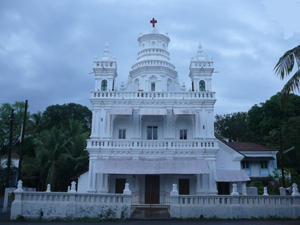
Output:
[{"xmin": 1, "ymin": 0, "xmax": 299, "ymax": 116}]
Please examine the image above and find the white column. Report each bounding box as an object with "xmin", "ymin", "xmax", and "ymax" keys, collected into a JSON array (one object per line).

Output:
[
  {"xmin": 242, "ymin": 182, "xmax": 247, "ymax": 195},
  {"xmin": 103, "ymin": 109, "xmax": 110, "ymax": 139},
  {"xmin": 196, "ymin": 174, "xmax": 205, "ymax": 194},
  {"xmin": 207, "ymin": 159, "xmax": 218, "ymax": 195},
  {"xmin": 100, "ymin": 173, "xmax": 109, "ymax": 193},
  {"xmin": 87, "ymin": 159, "xmax": 97, "ymax": 193},
  {"xmin": 165, "ymin": 109, "xmax": 173, "ymax": 139},
  {"xmin": 194, "ymin": 110, "xmax": 201, "ymax": 138},
  {"xmin": 206, "ymin": 109, "xmax": 214, "ymax": 138},
  {"xmin": 132, "ymin": 109, "xmax": 140, "ymax": 139},
  {"xmin": 90, "ymin": 110, "xmax": 99, "ymax": 138}
]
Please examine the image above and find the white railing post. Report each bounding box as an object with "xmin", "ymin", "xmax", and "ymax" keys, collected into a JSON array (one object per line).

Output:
[
  {"xmin": 69, "ymin": 181, "xmax": 77, "ymax": 193},
  {"xmin": 231, "ymin": 183, "xmax": 239, "ymax": 196},
  {"xmin": 170, "ymin": 184, "xmax": 180, "ymax": 218},
  {"xmin": 46, "ymin": 184, "xmax": 51, "ymax": 193},
  {"xmin": 15, "ymin": 180, "xmax": 23, "ymax": 193},
  {"xmin": 10, "ymin": 180, "xmax": 23, "ymax": 220},
  {"xmin": 123, "ymin": 183, "xmax": 132, "ymax": 218},
  {"xmin": 292, "ymin": 183, "xmax": 300, "ymax": 196},
  {"xmin": 123, "ymin": 183, "xmax": 131, "ymax": 195},
  {"xmin": 263, "ymin": 187, "xmax": 269, "ymax": 196}
]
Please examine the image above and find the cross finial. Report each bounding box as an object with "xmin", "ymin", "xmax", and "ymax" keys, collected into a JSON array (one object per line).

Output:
[{"xmin": 150, "ymin": 18, "xmax": 157, "ymax": 27}]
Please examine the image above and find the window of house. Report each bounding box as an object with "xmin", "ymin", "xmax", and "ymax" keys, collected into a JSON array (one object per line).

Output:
[
  {"xmin": 151, "ymin": 82, "xmax": 155, "ymax": 91},
  {"xmin": 199, "ymin": 80, "xmax": 205, "ymax": 91},
  {"xmin": 180, "ymin": 130, "xmax": 187, "ymax": 140},
  {"xmin": 101, "ymin": 80, "xmax": 107, "ymax": 91},
  {"xmin": 261, "ymin": 161, "xmax": 268, "ymax": 169},
  {"xmin": 115, "ymin": 178, "xmax": 126, "ymax": 194},
  {"xmin": 118, "ymin": 129, "xmax": 126, "ymax": 139},
  {"xmin": 241, "ymin": 161, "xmax": 249, "ymax": 169},
  {"xmin": 147, "ymin": 126, "xmax": 158, "ymax": 140},
  {"xmin": 179, "ymin": 179, "xmax": 190, "ymax": 195}
]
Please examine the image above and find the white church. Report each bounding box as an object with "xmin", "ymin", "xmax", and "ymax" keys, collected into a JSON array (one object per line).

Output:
[{"xmin": 77, "ymin": 20, "xmax": 276, "ymax": 198}]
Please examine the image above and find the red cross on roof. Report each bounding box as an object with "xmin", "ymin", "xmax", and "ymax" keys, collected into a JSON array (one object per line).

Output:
[{"xmin": 150, "ymin": 18, "xmax": 157, "ymax": 28}]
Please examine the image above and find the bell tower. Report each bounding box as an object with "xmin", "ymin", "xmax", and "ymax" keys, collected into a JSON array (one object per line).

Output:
[
  {"xmin": 93, "ymin": 42, "xmax": 117, "ymax": 92},
  {"xmin": 189, "ymin": 43, "xmax": 214, "ymax": 92}
]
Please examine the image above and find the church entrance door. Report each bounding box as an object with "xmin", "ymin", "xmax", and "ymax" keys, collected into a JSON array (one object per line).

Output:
[
  {"xmin": 131, "ymin": 175, "xmax": 170, "ymax": 218},
  {"xmin": 145, "ymin": 175, "xmax": 159, "ymax": 204}
]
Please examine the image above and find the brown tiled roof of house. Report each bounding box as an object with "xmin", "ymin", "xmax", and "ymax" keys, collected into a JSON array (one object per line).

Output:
[
  {"xmin": 1, "ymin": 153, "xmax": 20, "ymax": 159},
  {"xmin": 225, "ymin": 142, "xmax": 278, "ymax": 152}
]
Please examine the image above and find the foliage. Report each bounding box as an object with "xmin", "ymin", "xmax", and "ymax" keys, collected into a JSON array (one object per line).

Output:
[
  {"xmin": 0, "ymin": 101, "xmax": 91, "ymax": 193},
  {"xmin": 249, "ymin": 181, "xmax": 264, "ymax": 195},
  {"xmin": 274, "ymin": 45, "xmax": 300, "ymax": 109},
  {"xmin": 42, "ymin": 103, "xmax": 92, "ymax": 132},
  {"xmin": 267, "ymin": 168, "xmax": 300, "ymax": 195},
  {"xmin": 215, "ymin": 112, "xmax": 248, "ymax": 142},
  {"xmin": 0, "ymin": 102, "xmax": 30, "ymax": 156}
]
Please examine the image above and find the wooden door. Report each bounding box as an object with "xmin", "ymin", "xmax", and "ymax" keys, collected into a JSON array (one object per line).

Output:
[
  {"xmin": 179, "ymin": 179, "xmax": 190, "ymax": 195},
  {"xmin": 115, "ymin": 178, "xmax": 126, "ymax": 194},
  {"xmin": 145, "ymin": 175, "xmax": 160, "ymax": 204}
]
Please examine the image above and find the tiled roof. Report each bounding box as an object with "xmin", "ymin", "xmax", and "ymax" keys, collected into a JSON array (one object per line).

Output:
[
  {"xmin": 1, "ymin": 153, "xmax": 20, "ymax": 159},
  {"xmin": 225, "ymin": 142, "xmax": 278, "ymax": 152}
]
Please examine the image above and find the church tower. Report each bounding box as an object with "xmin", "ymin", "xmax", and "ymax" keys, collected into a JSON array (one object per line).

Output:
[
  {"xmin": 93, "ymin": 42, "xmax": 117, "ymax": 92},
  {"xmin": 189, "ymin": 43, "xmax": 214, "ymax": 92}
]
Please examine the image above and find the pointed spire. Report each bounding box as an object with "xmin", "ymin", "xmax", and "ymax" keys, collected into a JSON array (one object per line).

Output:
[
  {"xmin": 196, "ymin": 42, "xmax": 206, "ymax": 61},
  {"xmin": 197, "ymin": 42, "xmax": 203, "ymax": 56},
  {"xmin": 104, "ymin": 42, "xmax": 109, "ymax": 56},
  {"xmin": 101, "ymin": 42, "xmax": 110, "ymax": 60}
]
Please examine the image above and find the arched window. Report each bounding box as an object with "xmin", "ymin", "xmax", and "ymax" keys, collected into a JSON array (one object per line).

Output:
[
  {"xmin": 167, "ymin": 78, "xmax": 172, "ymax": 91},
  {"xmin": 199, "ymin": 80, "xmax": 205, "ymax": 91},
  {"xmin": 101, "ymin": 80, "xmax": 107, "ymax": 91},
  {"xmin": 134, "ymin": 78, "xmax": 139, "ymax": 91}
]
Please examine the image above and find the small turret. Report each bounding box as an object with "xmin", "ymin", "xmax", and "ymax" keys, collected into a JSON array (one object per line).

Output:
[
  {"xmin": 93, "ymin": 42, "xmax": 117, "ymax": 92},
  {"xmin": 189, "ymin": 42, "xmax": 214, "ymax": 92}
]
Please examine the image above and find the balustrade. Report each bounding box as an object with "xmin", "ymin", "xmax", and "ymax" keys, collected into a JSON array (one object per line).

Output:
[
  {"xmin": 177, "ymin": 195, "xmax": 293, "ymax": 206},
  {"xmin": 20, "ymin": 192, "xmax": 124, "ymax": 204},
  {"xmin": 87, "ymin": 140, "xmax": 216, "ymax": 150},
  {"xmin": 91, "ymin": 91, "xmax": 215, "ymax": 99}
]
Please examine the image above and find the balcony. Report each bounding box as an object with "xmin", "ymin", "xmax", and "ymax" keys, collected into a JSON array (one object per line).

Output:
[
  {"xmin": 91, "ymin": 91, "xmax": 215, "ymax": 99},
  {"xmin": 87, "ymin": 139, "xmax": 218, "ymax": 150}
]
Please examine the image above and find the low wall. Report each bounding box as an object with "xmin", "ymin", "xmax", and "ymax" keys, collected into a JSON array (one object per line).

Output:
[
  {"xmin": 11, "ymin": 191, "xmax": 131, "ymax": 220},
  {"xmin": 171, "ymin": 195, "xmax": 300, "ymax": 219}
]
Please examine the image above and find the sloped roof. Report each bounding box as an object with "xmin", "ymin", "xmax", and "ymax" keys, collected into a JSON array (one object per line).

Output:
[
  {"xmin": 225, "ymin": 142, "xmax": 278, "ymax": 152},
  {"xmin": 1, "ymin": 153, "xmax": 20, "ymax": 159}
]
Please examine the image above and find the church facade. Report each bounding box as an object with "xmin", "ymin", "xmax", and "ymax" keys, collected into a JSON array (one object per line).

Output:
[{"xmin": 77, "ymin": 22, "xmax": 274, "ymax": 197}]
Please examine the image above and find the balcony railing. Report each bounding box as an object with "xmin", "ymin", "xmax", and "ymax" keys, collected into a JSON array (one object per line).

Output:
[
  {"xmin": 87, "ymin": 140, "xmax": 217, "ymax": 149},
  {"xmin": 91, "ymin": 91, "xmax": 215, "ymax": 99}
]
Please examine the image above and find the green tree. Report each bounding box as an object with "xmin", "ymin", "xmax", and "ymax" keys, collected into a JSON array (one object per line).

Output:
[
  {"xmin": 36, "ymin": 127, "xmax": 72, "ymax": 191},
  {"xmin": 42, "ymin": 103, "xmax": 92, "ymax": 131},
  {"xmin": 274, "ymin": 45, "xmax": 300, "ymax": 108},
  {"xmin": 215, "ymin": 112, "xmax": 248, "ymax": 142},
  {"xmin": 247, "ymin": 94, "xmax": 300, "ymax": 145},
  {"xmin": 0, "ymin": 102, "xmax": 30, "ymax": 155}
]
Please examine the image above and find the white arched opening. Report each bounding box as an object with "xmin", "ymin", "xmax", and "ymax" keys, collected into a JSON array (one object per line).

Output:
[
  {"xmin": 175, "ymin": 116, "xmax": 193, "ymax": 140},
  {"xmin": 149, "ymin": 75, "xmax": 158, "ymax": 91},
  {"xmin": 112, "ymin": 116, "xmax": 131, "ymax": 140},
  {"xmin": 134, "ymin": 78, "xmax": 139, "ymax": 91},
  {"xmin": 167, "ymin": 78, "xmax": 173, "ymax": 91}
]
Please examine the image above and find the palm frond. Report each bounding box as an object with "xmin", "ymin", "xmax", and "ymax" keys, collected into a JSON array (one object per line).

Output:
[
  {"xmin": 277, "ymin": 68, "xmax": 300, "ymax": 109},
  {"xmin": 274, "ymin": 45, "xmax": 300, "ymax": 79}
]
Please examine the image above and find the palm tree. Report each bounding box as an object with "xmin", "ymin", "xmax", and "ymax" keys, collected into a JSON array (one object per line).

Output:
[
  {"xmin": 36, "ymin": 127, "xmax": 71, "ymax": 191},
  {"xmin": 274, "ymin": 45, "xmax": 300, "ymax": 108}
]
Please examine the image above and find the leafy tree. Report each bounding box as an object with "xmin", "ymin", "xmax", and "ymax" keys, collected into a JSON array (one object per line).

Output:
[
  {"xmin": 36, "ymin": 127, "xmax": 72, "ymax": 191},
  {"xmin": 215, "ymin": 112, "xmax": 248, "ymax": 142},
  {"xmin": 42, "ymin": 103, "xmax": 92, "ymax": 132},
  {"xmin": 247, "ymin": 93, "xmax": 300, "ymax": 145},
  {"xmin": 274, "ymin": 45, "xmax": 300, "ymax": 108},
  {"xmin": 0, "ymin": 102, "xmax": 30, "ymax": 155}
]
